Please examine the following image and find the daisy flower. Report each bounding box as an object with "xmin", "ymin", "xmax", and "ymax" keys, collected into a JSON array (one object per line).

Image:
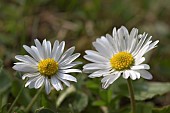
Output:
[
  {"xmin": 83, "ymin": 26, "xmax": 159, "ymax": 89},
  {"xmin": 13, "ymin": 39, "xmax": 81, "ymax": 94}
]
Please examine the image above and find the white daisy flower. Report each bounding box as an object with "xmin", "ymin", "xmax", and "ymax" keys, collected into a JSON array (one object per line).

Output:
[
  {"xmin": 83, "ymin": 26, "xmax": 159, "ymax": 89},
  {"xmin": 13, "ymin": 39, "xmax": 81, "ymax": 94}
]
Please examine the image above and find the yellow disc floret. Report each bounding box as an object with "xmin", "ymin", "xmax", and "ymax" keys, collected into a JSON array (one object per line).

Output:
[
  {"xmin": 110, "ymin": 52, "xmax": 134, "ymax": 71},
  {"xmin": 38, "ymin": 58, "xmax": 58, "ymax": 77}
]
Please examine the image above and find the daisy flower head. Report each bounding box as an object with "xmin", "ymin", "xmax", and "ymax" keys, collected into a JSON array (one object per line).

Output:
[
  {"xmin": 13, "ymin": 39, "xmax": 81, "ymax": 94},
  {"xmin": 83, "ymin": 26, "xmax": 159, "ymax": 89}
]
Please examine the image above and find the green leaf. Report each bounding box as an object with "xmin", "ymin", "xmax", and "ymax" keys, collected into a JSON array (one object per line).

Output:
[
  {"xmin": 110, "ymin": 102, "xmax": 153, "ymax": 113},
  {"xmin": 11, "ymin": 78, "xmax": 32, "ymax": 107},
  {"xmin": 86, "ymin": 81, "xmax": 99, "ymax": 89},
  {"xmin": 0, "ymin": 60, "xmax": 3, "ymax": 73},
  {"xmin": 115, "ymin": 81, "xmax": 170, "ymax": 101},
  {"xmin": 136, "ymin": 103, "xmax": 153, "ymax": 113},
  {"xmin": 35, "ymin": 108, "xmax": 54, "ymax": 113},
  {"xmin": 135, "ymin": 82, "xmax": 170, "ymax": 100},
  {"xmin": 153, "ymin": 105, "xmax": 170, "ymax": 113},
  {"xmin": 59, "ymin": 92, "xmax": 88, "ymax": 113},
  {"xmin": 0, "ymin": 70, "xmax": 11, "ymax": 94},
  {"xmin": 0, "ymin": 103, "xmax": 10, "ymax": 113},
  {"xmin": 92, "ymin": 100, "xmax": 106, "ymax": 106},
  {"xmin": 99, "ymin": 88, "xmax": 113, "ymax": 104},
  {"xmin": 71, "ymin": 92, "xmax": 88, "ymax": 112}
]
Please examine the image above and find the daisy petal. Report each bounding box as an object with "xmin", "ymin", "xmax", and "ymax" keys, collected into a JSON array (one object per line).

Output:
[
  {"xmin": 34, "ymin": 39, "xmax": 44, "ymax": 59},
  {"xmin": 22, "ymin": 72, "xmax": 40, "ymax": 80},
  {"xmin": 25, "ymin": 75, "xmax": 41, "ymax": 87},
  {"xmin": 60, "ymin": 53, "xmax": 80, "ymax": 66},
  {"xmin": 45, "ymin": 77, "xmax": 51, "ymax": 94},
  {"xmin": 131, "ymin": 64, "xmax": 150, "ymax": 70},
  {"xmin": 58, "ymin": 77, "xmax": 71, "ymax": 87},
  {"xmin": 51, "ymin": 76, "xmax": 63, "ymax": 91},
  {"xmin": 13, "ymin": 64, "xmax": 37, "ymax": 72},
  {"xmin": 23, "ymin": 45, "xmax": 41, "ymax": 61},
  {"xmin": 54, "ymin": 41, "xmax": 65, "ymax": 61},
  {"xmin": 58, "ymin": 46, "xmax": 75, "ymax": 63},
  {"xmin": 58, "ymin": 73, "xmax": 77, "ymax": 82},
  {"xmin": 137, "ymin": 70, "xmax": 153, "ymax": 80},
  {"xmin": 51, "ymin": 40, "xmax": 59, "ymax": 58},
  {"xmin": 35, "ymin": 76, "xmax": 44, "ymax": 89},
  {"xmin": 101, "ymin": 72, "xmax": 121, "ymax": 89}
]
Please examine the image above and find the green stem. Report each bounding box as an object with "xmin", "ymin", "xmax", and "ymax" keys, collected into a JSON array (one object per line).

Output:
[
  {"xmin": 127, "ymin": 78, "xmax": 136, "ymax": 113},
  {"xmin": 0, "ymin": 94, "xmax": 2, "ymax": 109},
  {"xmin": 25, "ymin": 86, "xmax": 43, "ymax": 113},
  {"xmin": 7, "ymin": 84, "xmax": 25, "ymax": 113}
]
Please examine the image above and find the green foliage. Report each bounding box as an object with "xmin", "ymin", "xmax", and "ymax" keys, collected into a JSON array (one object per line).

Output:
[
  {"xmin": 0, "ymin": 0, "xmax": 170, "ymax": 112},
  {"xmin": 59, "ymin": 91, "xmax": 88, "ymax": 113},
  {"xmin": 153, "ymin": 105, "xmax": 170, "ymax": 113},
  {"xmin": 0, "ymin": 70, "xmax": 11, "ymax": 94},
  {"xmin": 35, "ymin": 108, "xmax": 55, "ymax": 113},
  {"xmin": 114, "ymin": 80, "xmax": 170, "ymax": 101}
]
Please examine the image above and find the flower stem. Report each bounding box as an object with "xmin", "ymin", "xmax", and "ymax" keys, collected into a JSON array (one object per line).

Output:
[
  {"xmin": 25, "ymin": 86, "xmax": 43, "ymax": 113},
  {"xmin": 127, "ymin": 78, "xmax": 136, "ymax": 113},
  {"xmin": 7, "ymin": 84, "xmax": 25, "ymax": 113}
]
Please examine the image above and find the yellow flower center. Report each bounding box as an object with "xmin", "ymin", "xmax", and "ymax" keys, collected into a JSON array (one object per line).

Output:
[
  {"xmin": 38, "ymin": 58, "xmax": 58, "ymax": 76},
  {"xmin": 110, "ymin": 52, "xmax": 134, "ymax": 71}
]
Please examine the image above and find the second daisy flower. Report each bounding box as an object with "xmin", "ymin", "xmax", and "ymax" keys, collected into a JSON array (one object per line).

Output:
[{"xmin": 83, "ymin": 26, "xmax": 159, "ymax": 89}]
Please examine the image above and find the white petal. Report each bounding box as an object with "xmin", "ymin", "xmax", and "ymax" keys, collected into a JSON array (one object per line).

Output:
[
  {"xmin": 84, "ymin": 50, "xmax": 109, "ymax": 62},
  {"xmin": 58, "ymin": 77, "xmax": 71, "ymax": 87},
  {"xmin": 25, "ymin": 75, "xmax": 40, "ymax": 87},
  {"xmin": 137, "ymin": 70, "xmax": 153, "ymax": 80},
  {"xmin": 15, "ymin": 55, "xmax": 38, "ymax": 65},
  {"xmin": 51, "ymin": 40, "xmax": 59, "ymax": 58},
  {"xmin": 51, "ymin": 76, "xmax": 63, "ymax": 91},
  {"xmin": 59, "ymin": 69, "xmax": 81, "ymax": 73},
  {"xmin": 131, "ymin": 33, "xmax": 147, "ymax": 55},
  {"xmin": 58, "ymin": 46, "xmax": 75, "ymax": 63},
  {"xmin": 31, "ymin": 46, "xmax": 43, "ymax": 60},
  {"xmin": 87, "ymin": 69, "xmax": 113, "ymax": 78},
  {"xmin": 93, "ymin": 41, "xmax": 112, "ymax": 59},
  {"xmin": 42, "ymin": 39, "xmax": 48, "ymax": 58},
  {"xmin": 129, "ymin": 70, "xmax": 137, "ymax": 80},
  {"xmin": 135, "ymin": 57, "xmax": 145, "ymax": 65},
  {"xmin": 131, "ymin": 64, "xmax": 150, "ymax": 70},
  {"xmin": 106, "ymin": 34, "xmax": 118, "ymax": 53},
  {"xmin": 83, "ymin": 63, "xmax": 110, "ymax": 70},
  {"xmin": 35, "ymin": 76, "xmax": 44, "ymax": 89},
  {"xmin": 22, "ymin": 72, "xmax": 40, "ymax": 80},
  {"xmin": 44, "ymin": 77, "xmax": 51, "ymax": 94},
  {"xmin": 13, "ymin": 64, "xmax": 37, "ymax": 72},
  {"xmin": 96, "ymin": 36, "xmax": 114, "ymax": 55},
  {"xmin": 34, "ymin": 39, "xmax": 44, "ymax": 59},
  {"xmin": 129, "ymin": 38, "xmax": 138, "ymax": 53},
  {"xmin": 128, "ymin": 70, "xmax": 141, "ymax": 80},
  {"xmin": 23, "ymin": 45, "xmax": 41, "ymax": 61},
  {"xmin": 84, "ymin": 55, "xmax": 108, "ymax": 64},
  {"xmin": 128, "ymin": 28, "xmax": 138, "ymax": 51},
  {"xmin": 145, "ymin": 40, "xmax": 159, "ymax": 53},
  {"xmin": 54, "ymin": 41, "xmax": 65, "ymax": 61},
  {"xmin": 46, "ymin": 41, "xmax": 52, "ymax": 58},
  {"xmin": 60, "ymin": 53, "xmax": 80, "ymax": 66},
  {"xmin": 123, "ymin": 71, "xmax": 130, "ymax": 79},
  {"xmin": 117, "ymin": 27, "xmax": 127, "ymax": 51},
  {"xmin": 101, "ymin": 72, "xmax": 121, "ymax": 89},
  {"xmin": 58, "ymin": 73, "xmax": 77, "ymax": 82},
  {"xmin": 59, "ymin": 62, "xmax": 82, "ymax": 69},
  {"xmin": 134, "ymin": 39, "xmax": 152, "ymax": 58},
  {"xmin": 28, "ymin": 80, "xmax": 36, "ymax": 89}
]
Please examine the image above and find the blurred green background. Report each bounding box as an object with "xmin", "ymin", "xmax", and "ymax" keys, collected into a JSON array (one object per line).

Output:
[{"xmin": 0, "ymin": 0, "xmax": 170, "ymax": 113}]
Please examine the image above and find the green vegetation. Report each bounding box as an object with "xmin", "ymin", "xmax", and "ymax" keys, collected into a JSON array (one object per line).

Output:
[{"xmin": 0, "ymin": 0, "xmax": 170, "ymax": 113}]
